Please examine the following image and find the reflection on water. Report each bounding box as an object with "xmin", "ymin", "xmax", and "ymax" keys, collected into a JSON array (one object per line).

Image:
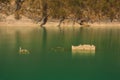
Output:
[
  {"xmin": 0, "ymin": 26, "xmax": 120, "ymax": 80},
  {"xmin": 72, "ymin": 50, "xmax": 95, "ymax": 56}
]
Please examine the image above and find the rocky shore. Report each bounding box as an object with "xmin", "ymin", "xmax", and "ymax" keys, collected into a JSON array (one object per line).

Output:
[
  {"xmin": 0, "ymin": 12, "xmax": 120, "ymax": 28},
  {"xmin": 0, "ymin": 1, "xmax": 120, "ymax": 28}
]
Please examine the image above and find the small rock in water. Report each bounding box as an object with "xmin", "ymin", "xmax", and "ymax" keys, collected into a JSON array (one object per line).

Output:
[{"xmin": 19, "ymin": 47, "xmax": 30, "ymax": 55}]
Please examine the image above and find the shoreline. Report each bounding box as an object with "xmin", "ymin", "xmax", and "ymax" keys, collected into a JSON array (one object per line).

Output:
[
  {"xmin": 0, "ymin": 14, "xmax": 120, "ymax": 28},
  {"xmin": 1, "ymin": 21, "xmax": 120, "ymax": 28}
]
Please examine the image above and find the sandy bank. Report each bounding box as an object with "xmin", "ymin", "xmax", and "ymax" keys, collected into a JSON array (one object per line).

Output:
[
  {"xmin": 0, "ymin": 14, "xmax": 120, "ymax": 28},
  {"xmin": 0, "ymin": 14, "xmax": 37, "ymax": 27}
]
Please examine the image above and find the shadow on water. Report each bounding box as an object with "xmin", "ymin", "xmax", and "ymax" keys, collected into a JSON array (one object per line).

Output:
[{"xmin": 0, "ymin": 26, "xmax": 120, "ymax": 80}]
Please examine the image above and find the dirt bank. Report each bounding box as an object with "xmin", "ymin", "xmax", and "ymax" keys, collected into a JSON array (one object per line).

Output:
[{"xmin": 0, "ymin": 13, "xmax": 120, "ymax": 28}]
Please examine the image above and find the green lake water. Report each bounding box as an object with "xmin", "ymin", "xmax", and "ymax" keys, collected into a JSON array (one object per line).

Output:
[{"xmin": 0, "ymin": 26, "xmax": 120, "ymax": 80}]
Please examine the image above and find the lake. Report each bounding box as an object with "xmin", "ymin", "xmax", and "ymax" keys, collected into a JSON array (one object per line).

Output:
[{"xmin": 0, "ymin": 26, "xmax": 120, "ymax": 80}]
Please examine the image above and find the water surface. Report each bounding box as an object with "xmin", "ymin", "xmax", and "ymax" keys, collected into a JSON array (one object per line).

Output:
[{"xmin": 0, "ymin": 26, "xmax": 120, "ymax": 80}]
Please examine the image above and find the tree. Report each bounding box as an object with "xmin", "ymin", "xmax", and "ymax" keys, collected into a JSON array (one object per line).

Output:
[{"xmin": 14, "ymin": 0, "xmax": 24, "ymax": 20}]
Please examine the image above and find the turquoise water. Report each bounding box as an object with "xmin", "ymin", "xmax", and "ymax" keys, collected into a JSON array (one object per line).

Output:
[{"xmin": 0, "ymin": 26, "xmax": 120, "ymax": 80}]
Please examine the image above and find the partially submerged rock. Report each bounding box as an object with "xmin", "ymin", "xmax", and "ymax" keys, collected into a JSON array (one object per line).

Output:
[
  {"xmin": 51, "ymin": 47, "xmax": 65, "ymax": 52},
  {"xmin": 19, "ymin": 47, "xmax": 30, "ymax": 55},
  {"xmin": 72, "ymin": 44, "xmax": 95, "ymax": 54}
]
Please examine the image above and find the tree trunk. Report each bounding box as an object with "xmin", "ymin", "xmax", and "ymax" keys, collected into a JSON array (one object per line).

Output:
[
  {"xmin": 40, "ymin": 0, "xmax": 48, "ymax": 27},
  {"xmin": 41, "ymin": 0, "xmax": 47, "ymax": 17},
  {"xmin": 14, "ymin": 0, "xmax": 24, "ymax": 20}
]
